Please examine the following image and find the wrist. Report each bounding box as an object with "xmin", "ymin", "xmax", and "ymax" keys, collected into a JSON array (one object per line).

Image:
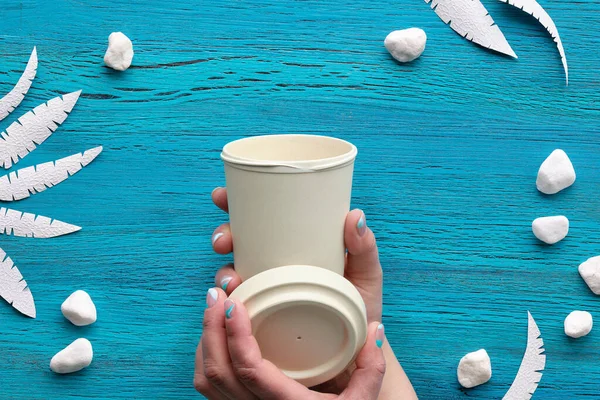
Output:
[{"xmin": 377, "ymin": 341, "xmax": 418, "ymax": 400}]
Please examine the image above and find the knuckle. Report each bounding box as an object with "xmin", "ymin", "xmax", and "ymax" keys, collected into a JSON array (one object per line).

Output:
[
  {"xmin": 233, "ymin": 360, "xmax": 261, "ymax": 385},
  {"xmin": 193, "ymin": 375, "xmax": 211, "ymax": 394},
  {"xmin": 202, "ymin": 314, "xmax": 220, "ymax": 330},
  {"xmin": 374, "ymin": 359, "xmax": 387, "ymax": 377},
  {"xmin": 203, "ymin": 361, "xmax": 228, "ymax": 387}
]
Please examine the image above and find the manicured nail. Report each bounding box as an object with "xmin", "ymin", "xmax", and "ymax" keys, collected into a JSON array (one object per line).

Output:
[
  {"xmin": 211, "ymin": 187, "xmax": 222, "ymax": 196},
  {"xmin": 224, "ymin": 299, "xmax": 235, "ymax": 319},
  {"xmin": 375, "ymin": 324, "xmax": 385, "ymax": 348},
  {"xmin": 221, "ymin": 276, "xmax": 233, "ymax": 291},
  {"xmin": 212, "ymin": 232, "xmax": 224, "ymax": 245},
  {"xmin": 357, "ymin": 213, "xmax": 367, "ymax": 237},
  {"xmin": 206, "ymin": 288, "xmax": 218, "ymax": 308}
]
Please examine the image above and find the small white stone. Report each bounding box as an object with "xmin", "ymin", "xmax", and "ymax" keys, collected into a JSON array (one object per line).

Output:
[
  {"xmin": 536, "ymin": 149, "xmax": 576, "ymax": 194},
  {"xmin": 61, "ymin": 290, "xmax": 97, "ymax": 326},
  {"xmin": 564, "ymin": 311, "xmax": 593, "ymax": 338},
  {"xmin": 579, "ymin": 256, "xmax": 600, "ymax": 295},
  {"xmin": 50, "ymin": 338, "xmax": 93, "ymax": 374},
  {"xmin": 104, "ymin": 32, "xmax": 134, "ymax": 71},
  {"xmin": 384, "ymin": 28, "xmax": 427, "ymax": 63},
  {"xmin": 457, "ymin": 349, "xmax": 492, "ymax": 388},
  {"xmin": 532, "ymin": 215, "xmax": 569, "ymax": 244}
]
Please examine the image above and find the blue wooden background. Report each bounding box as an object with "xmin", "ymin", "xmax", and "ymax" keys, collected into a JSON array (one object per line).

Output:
[{"xmin": 0, "ymin": 0, "xmax": 598, "ymax": 399}]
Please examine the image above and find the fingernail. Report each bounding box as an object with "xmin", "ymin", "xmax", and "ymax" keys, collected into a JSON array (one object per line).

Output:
[
  {"xmin": 212, "ymin": 232, "xmax": 224, "ymax": 245},
  {"xmin": 221, "ymin": 276, "xmax": 233, "ymax": 291},
  {"xmin": 206, "ymin": 288, "xmax": 218, "ymax": 308},
  {"xmin": 376, "ymin": 324, "xmax": 385, "ymax": 348},
  {"xmin": 357, "ymin": 213, "xmax": 367, "ymax": 237},
  {"xmin": 224, "ymin": 299, "xmax": 235, "ymax": 319},
  {"xmin": 211, "ymin": 187, "xmax": 222, "ymax": 196}
]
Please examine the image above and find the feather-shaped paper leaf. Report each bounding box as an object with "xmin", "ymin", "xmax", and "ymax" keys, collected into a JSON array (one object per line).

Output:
[
  {"xmin": 0, "ymin": 207, "xmax": 80, "ymax": 238},
  {"xmin": 0, "ymin": 47, "xmax": 38, "ymax": 121},
  {"xmin": 0, "ymin": 146, "xmax": 103, "ymax": 201},
  {"xmin": 0, "ymin": 90, "xmax": 81, "ymax": 170},
  {"xmin": 0, "ymin": 247, "xmax": 35, "ymax": 318},
  {"xmin": 503, "ymin": 311, "xmax": 546, "ymax": 400},
  {"xmin": 499, "ymin": 0, "xmax": 568, "ymax": 84},
  {"xmin": 425, "ymin": 0, "xmax": 517, "ymax": 58}
]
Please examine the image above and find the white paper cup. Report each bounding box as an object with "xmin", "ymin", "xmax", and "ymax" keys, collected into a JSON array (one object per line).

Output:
[
  {"xmin": 221, "ymin": 134, "xmax": 357, "ymax": 280},
  {"xmin": 221, "ymin": 134, "xmax": 367, "ymax": 387}
]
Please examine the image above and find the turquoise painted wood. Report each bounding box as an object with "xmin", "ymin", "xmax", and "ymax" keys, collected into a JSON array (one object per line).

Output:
[{"xmin": 0, "ymin": 0, "xmax": 598, "ymax": 398}]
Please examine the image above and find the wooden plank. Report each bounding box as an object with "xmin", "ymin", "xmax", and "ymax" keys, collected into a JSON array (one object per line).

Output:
[{"xmin": 0, "ymin": 0, "xmax": 598, "ymax": 398}]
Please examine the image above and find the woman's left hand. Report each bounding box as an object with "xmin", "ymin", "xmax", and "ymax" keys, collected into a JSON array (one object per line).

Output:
[{"xmin": 194, "ymin": 286, "xmax": 386, "ymax": 400}]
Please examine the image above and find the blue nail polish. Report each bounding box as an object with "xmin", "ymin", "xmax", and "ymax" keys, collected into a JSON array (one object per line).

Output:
[
  {"xmin": 225, "ymin": 301, "xmax": 235, "ymax": 319},
  {"xmin": 221, "ymin": 276, "xmax": 233, "ymax": 291},
  {"xmin": 357, "ymin": 217, "xmax": 365, "ymax": 229},
  {"xmin": 357, "ymin": 214, "xmax": 367, "ymax": 237},
  {"xmin": 376, "ymin": 324, "xmax": 385, "ymax": 348}
]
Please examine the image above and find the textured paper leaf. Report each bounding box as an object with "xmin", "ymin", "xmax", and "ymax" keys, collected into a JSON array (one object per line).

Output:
[
  {"xmin": 0, "ymin": 47, "xmax": 37, "ymax": 121},
  {"xmin": 503, "ymin": 311, "xmax": 546, "ymax": 400},
  {"xmin": 499, "ymin": 0, "xmax": 568, "ymax": 84},
  {"xmin": 0, "ymin": 207, "xmax": 80, "ymax": 238},
  {"xmin": 425, "ymin": 0, "xmax": 517, "ymax": 58},
  {"xmin": 0, "ymin": 90, "xmax": 81, "ymax": 169},
  {"xmin": 0, "ymin": 247, "xmax": 35, "ymax": 318},
  {"xmin": 0, "ymin": 146, "xmax": 103, "ymax": 201}
]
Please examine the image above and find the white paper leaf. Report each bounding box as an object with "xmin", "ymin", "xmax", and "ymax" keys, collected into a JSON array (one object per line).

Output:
[
  {"xmin": 0, "ymin": 207, "xmax": 80, "ymax": 238},
  {"xmin": 0, "ymin": 90, "xmax": 82, "ymax": 170},
  {"xmin": 425, "ymin": 0, "xmax": 517, "ymax": 58},
  {"xmin": 503, "ymin": 311, "xmax": 546, "ymax": 400},
  {"xmin": 0, "ymin": 47, "xmax": 38, "ymax": 121},
  {"xmin": 499, "ymin": 0, "xmax": 568, "ymax": 84},
  {"xmin": 0, "ymin": 146, "xmax": 103, "ymax": 202},
  {"xmin": 0, "ymin": 247, "xmax": 35, "ymax": 318}
]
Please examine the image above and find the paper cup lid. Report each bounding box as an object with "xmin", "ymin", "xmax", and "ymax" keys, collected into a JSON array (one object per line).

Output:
[{"xmin": 229, "ymin": 265, "xmax": 368, "ymax": 387}]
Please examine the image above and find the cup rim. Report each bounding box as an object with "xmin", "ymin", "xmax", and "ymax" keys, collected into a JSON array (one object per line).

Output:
[{"xmin": 221, "ymin": 134, "xmax": 357, "ymax": 171}]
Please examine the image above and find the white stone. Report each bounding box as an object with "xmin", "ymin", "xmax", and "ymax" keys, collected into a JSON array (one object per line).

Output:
[
  {"xmin": 564, "ymin": 311, "xmax": 593, "ymax": 338},
  {"xmin": 104, "ymin": 32, "xmax": 134, "ymax": 71},
  {"xmin": 384, "ymin": 28, "xmax": 427, "ymax": 63},
  {"xmin": 50, "ymin": 338, "xmax": 93, "ymax": 374},
  {"xmin": 536, "ymin": 149, "xmax": 576, "ymax": 194},
  {"xmin": 579, "ymin": 256, "xmax": 600, "ymax": 295},
  {"xmin": 532, "ymin": 215, "xmax": 569, "ymax": 244},
  {"xmin": 61, "ymin": 290, "xmax": 97, "ymax": 326},
  {"xmin": 457, "ymin": 349, "xmax": 492, "ymax": 388}
]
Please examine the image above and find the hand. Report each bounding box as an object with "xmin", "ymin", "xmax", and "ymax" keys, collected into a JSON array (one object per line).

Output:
[
  {"xmin": 194, "ymin": 288, "xmax": 386, "ymax": 399},
  {"xmin": 195, "ymin": 187, "xmax": 417, "ymax": 399}
]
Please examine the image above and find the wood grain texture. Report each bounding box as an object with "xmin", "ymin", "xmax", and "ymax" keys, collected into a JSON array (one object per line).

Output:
[{"xmin": 0, "ymin": 0, "xmax": 598, "ymax": 398}]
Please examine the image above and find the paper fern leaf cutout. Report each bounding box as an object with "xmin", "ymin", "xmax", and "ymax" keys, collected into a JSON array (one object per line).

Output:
[
  {"xmin": 0, "ymin": 146, "xmax": 102, "ymax": 201},
  {"xmin": 499, "ymin": 0, "xmax": 568, "ymax": 84},
  {"xmin": 0, "ymin": 207, "xmax": 80, "ymax": 238},
  {"xmin": 0, "ymin": 90, "xmax": 81, "ymax": 170},
  {"xmin": 425, "ymin": 0, "xmax": 517, "ymax": 58},
  {"xmin": 503, "ymin": 311, "xmax": 546, "ymax": 400},
  {"xmin": 0, "ymin": 47, "xmax": 37, "ymax": 121},
  {"xmin": 0, "ymin": 247, "xmax": 35, "ymax": 318}
]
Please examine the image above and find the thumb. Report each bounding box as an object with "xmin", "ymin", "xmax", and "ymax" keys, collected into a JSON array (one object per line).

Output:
[
  {"xmin": 344, "ymin": 210, "xmax": 382, "ymax": 283},
  {"xmin": 340, "ymin": 322, "xmax": 386, "ymax": 400}
]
